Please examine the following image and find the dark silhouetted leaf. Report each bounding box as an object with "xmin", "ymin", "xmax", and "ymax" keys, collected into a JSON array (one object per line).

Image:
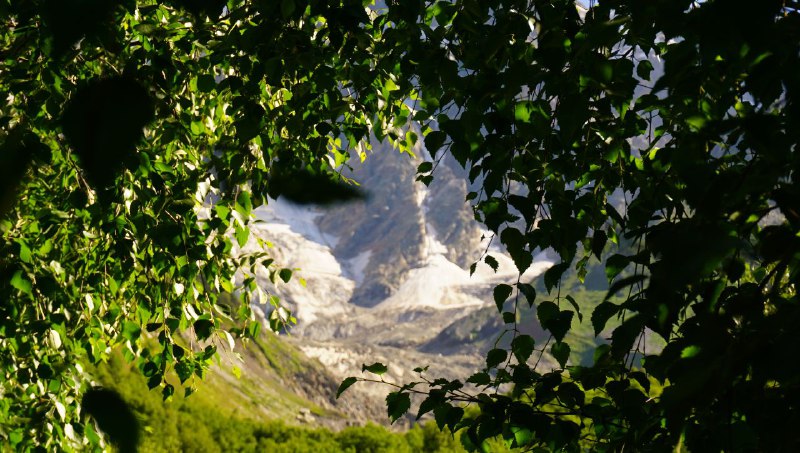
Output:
[
  {"xmin": 42, "ymin": 0, "xmax": 117, "ymax": 56},
  {"xmin": 544, "ymin": 262, "xmax": 569, "ymax": 293},
  {"xmin": 417, "ymin": 161, "xmax": 433, "ymax": 173},
  {"xmin": 417, "ymin": 391, "xmax": 445, "ymax": 420},
  {"xmin": 486, "ymin": 348, "xmax": 508, "ymax": 369},
  {"xmin": 386, "ymin": 391, "xmax": 411, "ymax": 423},
  {"xmin": 518, "ymin": 283, "xmax": 536, "ymax": 307},
  {"xmin": 537, "ymin": 301, "xmax": 573, "ymax": 342},
  {"xmin": 193, "ymin": 319, "xmax": 214, "ymax": 340},
  {"xmin": 604, "ymin": 274, "xmax": 647, "ymax": 301},
  {"xmin": 62, "ymin": 77, "xmax": 154, "ymax": 191},
  {"xmin": 501, "ymin": 228, "xmax": 532, "ymax": 273},
  {"xmin": 564, "ymin": 295, "xmax": 582, "ymax": 322},
  {"xmin": 493, "ymin": 284, "xmax": 513, "ymax": 312},
  {"xmin": 484, "ymin": 255, "xmax": 499, "ymax": 272},
  {"xmin": 610, "ymin": 316, "xmax": 644, "ymax": 359},
  {"xmin": 268, "ymin": 169, "xmax": 365, "ymax": 205},
  {"xmin": 511, "ymin": 335, "xmax": 535, "ymax": 363},
  {"xmin": 467, "ymin": 372, "xmax": 491, "ymax": 386},
  {"xmin": 551, "ymin": 342, "xmax": 570, "ymax": 368},
  {"xmin": 424, "ymin": 130, "xmax": 447, "ymax": 157},
  {"xmin": 434, "ymin": 404, "xmax": 464, "ymax": 432},
  {"xmin": 81, "ymin": 388, "xmax": 139, "ymax": 453},
  {"xmin": 591, "ymin": 230, "xmax": 608, "ymax": 259},
  {"xmin": 0, "ymin": 128, "xmax": 44, "ymax": 216},
  {"xmin": 591, "ymin": 301, "xmax": 620, "ymax": 336}
]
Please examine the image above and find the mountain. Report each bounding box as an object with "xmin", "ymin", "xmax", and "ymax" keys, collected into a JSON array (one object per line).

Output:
[
  {"xmin": 232, "ymin": 136, "xmax": 663, "ymax": 425},
  {"xmin": 233, "ymin": 140, "xmax": 558, "ymax": 420}
]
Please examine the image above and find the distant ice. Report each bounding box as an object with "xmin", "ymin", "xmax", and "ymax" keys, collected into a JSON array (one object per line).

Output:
[{"xmin": 254, "ymin": 198, "xmax": 339, "ymax": 249}]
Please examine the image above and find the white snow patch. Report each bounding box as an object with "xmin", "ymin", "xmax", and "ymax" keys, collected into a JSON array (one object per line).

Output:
[
  {"xmin": 470, "ymin": 252, "xmax": 554, "ymax": 282},
  {"xmin": 414, "ymin": 185, "xmax": 427, "ymax": 208},
  {"xmin": 343, "ymin": 250, "xmax": 372, "ymax": 286},
  {"xmin": 378, "ymin": 255, "xmax": 482, "ymax": 311},
  {"xmin": 254, "ymin": 198, "xmax": 338, "ymax": 248},
  {"xmin": 424, "ymin": 222, "xmax": 449, "ymax": 255},
  {"xmin": 378, "ymin": 252, "xmax": 554, "ymax": 312},
  {"xmin": 244, "ymin": 199, "xmax": 355, "ymax": 326},
  {"xmin": 297, "ymin": 345, "xmax": 355, "ymax": 377}
]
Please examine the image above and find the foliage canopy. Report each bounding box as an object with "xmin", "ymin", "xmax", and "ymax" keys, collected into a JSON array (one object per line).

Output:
[{"xmin": 2, "ymin": 0, "xmax": 800, "ymax": 451}]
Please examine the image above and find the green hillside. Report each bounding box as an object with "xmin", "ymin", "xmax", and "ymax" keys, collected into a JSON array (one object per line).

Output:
[{"xmin": 91, "ymin": 335, "xmax": 471, "ymax": 452}]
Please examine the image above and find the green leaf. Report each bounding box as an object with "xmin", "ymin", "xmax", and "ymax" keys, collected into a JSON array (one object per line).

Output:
[
  {"xmin": 237, "ymin": 191, "xmax": 252, "ymax": 216},
  {"xmin": 515, "ymin": 101, "xmax": 533, "ymax": 122},
  {"xmin": 511, "ymin": 335, "xmax": 535, "ymax": 363},
  {"xmin": 681, "ymin": 345, "xmax": 702, "ymax": 359},
  {"xmin": 686, "ymin": 115, "xmax": 707, "ymax": 131},
  {"xmin": 234, "ymin": 225, "xmax": 249, "ymax": 247},
  {"xmin": 511, "ymin": 426, "xmax": 533, "ymax": 448},
  {"xmin": 605, "ymin": 254, "xmax": 630, "ymax": 281},
  {"xmin": 336, "ymin": 377, "xmax": 358, "ymax": 398},
  {"xmin": 362, "ymin": 362, "xmax": 388, "ymax": 375},
  {"xmin": 278, "ymin": 268, "xmax": 292, "ymax": 283},
  {"xmin": 17, "ymin": 241, "xmax": 31, "ymax": 263},
  {"xmin": 493, "ymin": 284, "xmax": 513, "ymax": 312},
  {"xmin": 10, "ymin": 271, "xmax": 32, "ymax": 295},
  {"xmin": 551, "ymin": 342, "xmax": 570, "ymax": 368},
  {"xmin": 121, "ymin": 321, "xmax": 141, "ymax": 342},
  {"xmin": 386, "ymin": 391, "xmax": 411, "ymax": 423},
  {"xmin": 190, "ymin": 121, "xmax": 204, "ymax": 135}
]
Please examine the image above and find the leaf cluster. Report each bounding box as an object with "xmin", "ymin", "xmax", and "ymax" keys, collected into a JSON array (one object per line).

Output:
[{"xmin": 340, "ymin": 0, "xmax": 800, "ymax": 451}]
